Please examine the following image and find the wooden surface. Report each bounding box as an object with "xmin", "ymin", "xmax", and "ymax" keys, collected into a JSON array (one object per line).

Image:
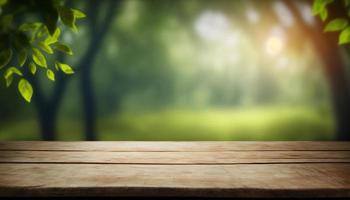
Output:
[{"xmin": 0, "ymin": 141, "xmax": 350, "ymax": 197}]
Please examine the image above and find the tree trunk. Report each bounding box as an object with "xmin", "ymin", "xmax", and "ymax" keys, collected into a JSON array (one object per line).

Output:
[
  {"xmin": 79, "ymin": 0, "xmax": 120, "ymax": 141},
  {"xmin": 321, "ymin": 47, "xmax": 350, "ymax": 140},
  {"xmin": 284, "ymin": 1, "xmax": 350, "ymax": 140},
  {"xmin": 38, "ymin": 110, "xmax": 57, "ymax": 141},
  {"xmin": 81, "ymin": 64, "xmax": 97, "ymax": 141},
  {"xmin": 310, "ymin": 26, "xmax": 350, "ymax": 140}
]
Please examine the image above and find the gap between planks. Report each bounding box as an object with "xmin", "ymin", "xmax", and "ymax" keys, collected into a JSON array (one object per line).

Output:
[
  {"xmin": 1, "ymin": 149, "xmax": 350, "ymax": 152},
  {"xmin": 1, "ymin": 161, "xmax": 350, "ymax": 165}
]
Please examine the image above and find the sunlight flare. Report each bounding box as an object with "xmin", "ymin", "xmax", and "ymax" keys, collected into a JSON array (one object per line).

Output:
[{"xmin": 265, "ymin": 36, "xmax": 284, "ymax": 56}]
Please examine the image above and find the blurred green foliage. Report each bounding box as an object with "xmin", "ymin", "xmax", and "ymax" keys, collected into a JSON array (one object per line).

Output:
[
  {"xmin": 0, "ymin": 106, "xmax": 334, "ymax": 140},
  {"xmin": 0, "ymin": 0, "xmax": 339, "ymax": 140}
]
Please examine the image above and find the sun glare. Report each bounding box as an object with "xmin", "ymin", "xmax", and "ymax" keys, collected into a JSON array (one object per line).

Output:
[{"xmin": 265, "ymin": 35, "xmax": 284, "ymax": 56}]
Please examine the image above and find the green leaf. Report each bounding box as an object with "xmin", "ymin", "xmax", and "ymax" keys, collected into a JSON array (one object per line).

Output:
[
  {"xmin": 72, "ymin": 24, "xmax": 78, "ymax": 33},
  {"xmin": 36, "ymin": 25, "xmax": 48, "ymax": 38},
  {"xmin": 32, "ymin": 48, "xmax": 47, "ymax": 68},
  {"xmin": 19, "ymin": 22, "xmax": 41, "ymax": 32},
  {"xmin": 53, "ymin": 43, "xmax": 73, "ymax": 55},
  {"xmin": 339, "ymin": 27, "xmax": 350, "ymax": 44},
  {"xmin": 44, "ymin": 28, "xmax": 61, "ymax": 44},
  {"xmin": 18, "ymin": 78, "xmax": 33, "ymax": 102},
  {"xmin": 324, "ymin": 18, "xmax": 348, "ymax": 32},
  {"xmin": 18, "ymin": 48, "xmax": 27, "ymax": 67},
  {"xmin": 4, "ymin": 67, "xmax": 23, "ymax": 79},
  {"xmin": 55, "ymin": 62, "xmax": 59, "ymax": 70},
  {"xmin": 29, "ymin": 62, "xmax": 37, "ymax": 75},
  {"xmin": 38, "ymin": 42, "xmax": 54, "ymax": 54},
  {"xmin": 320, "ymin": 8, "xmax": 328, "ymax": 21},
  {"xmin": 5, "ymin": 75, "xmax": 13, "ymax": 87},
  {"xmin": 58, "ymin": 6, "xmax": 76, "ymax": 30},
  {"xmin": 312, "ymin": 0, "xmax": 334, "ymax": 16},
  {"xmin": 312, "ymin": 0, "xmax": 323, "ymax": 15},
  {"xmin": 46, "ymin": 69, "xmax": 55, "ymax": 81},
  {"xmin": 56, "ymin": 62, "xmax": 74, "ymax": 74},
  {"xmin": 72, "ymin": 8, "xmax": 86, "ymax": 18},
  {"xmin": 0, "ymin": 48, "xmax": 12, "ymax": 69},
  {"xmin": 4, "ymin": 67, "xmax": 22, "ymax": 87}
]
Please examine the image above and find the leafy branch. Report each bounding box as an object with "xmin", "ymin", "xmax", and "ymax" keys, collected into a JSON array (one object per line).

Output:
[
  {"xmin": 0, "ymin": 0, "xmax": 85, "ymax": 102},
  {"xmin": 313, "ymin": 0, "xmax": 350, "ymax": 44}
]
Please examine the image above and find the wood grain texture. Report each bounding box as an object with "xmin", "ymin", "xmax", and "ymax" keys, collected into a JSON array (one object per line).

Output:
[
  {"xmin": 1, "ymin": 141, "xmax": 350, "ymax": 151},
  {"xmin": 0, "ymin": 142, "xmax": 350, "ymax": 197},
  {"xmin": 0, "ymin": 163, "xmax": 350, "ymax": 197},
  {"xmin": 0, "ymin": 151, "xmax": 350, "ymax": 164}
]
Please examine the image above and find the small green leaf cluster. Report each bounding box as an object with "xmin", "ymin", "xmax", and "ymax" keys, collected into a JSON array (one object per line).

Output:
[
  {"xmin": 312, "ymin": 0, "xmax": 334, "ymax": 21},
  {"xmin": 0, "ymin": 0, "xmax": 85, "ymax": 102},
  {"xmin": 313, "ymin": 0, "xmax": 350, "ymax": 45}
]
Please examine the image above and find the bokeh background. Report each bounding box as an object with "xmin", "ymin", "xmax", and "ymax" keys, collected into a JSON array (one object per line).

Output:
[{"xmin": 1, "ymin": 0, "xmax": 349, "ymax": 141}]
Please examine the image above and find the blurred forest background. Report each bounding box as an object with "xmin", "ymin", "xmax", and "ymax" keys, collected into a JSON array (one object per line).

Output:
[{"xmin": 1, "ymin": 0, "xmax": 349, "ymax": 141}]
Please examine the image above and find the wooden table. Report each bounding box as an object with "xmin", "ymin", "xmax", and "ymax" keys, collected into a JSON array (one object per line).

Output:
[{"xmin": 0, "ymin": 141, "xmax": 350, "ymax": 197}]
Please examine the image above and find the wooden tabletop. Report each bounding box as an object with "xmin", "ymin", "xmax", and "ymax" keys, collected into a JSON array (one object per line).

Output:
[{"xmin": 0, "ymin": 141, "xmax": 350, "ymax": 197}]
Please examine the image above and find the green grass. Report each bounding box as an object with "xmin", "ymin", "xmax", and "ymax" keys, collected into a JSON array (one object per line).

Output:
[{"xmin": 0, "ymin": 106, "xmax": 336, "ymax": 140}]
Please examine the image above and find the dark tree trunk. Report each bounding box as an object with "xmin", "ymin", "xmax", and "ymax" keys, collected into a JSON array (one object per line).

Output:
[
  {"xmin": 81, "ymin": 62, "xmax": 96, "ymax": 141},
  {"xmin": 320, "ymin": 46, "xmax": 350, "ymax": 140},
  {"xmin": 285, "ymin": 1, "xmax": 350, "ymax": 140},
  {"xmin": 32, "ymin": 78, "xmax": 63, "ymax": 141},
  {"xmin": 306, "ymin": 23, "xmax": 350, "ymax": 141},
  {"xmin": 38, "ymin": 109, "xmax": 57, "ymax": 141},
  {"xmin": 79, "ymin": 0, "xmax": 120, "ymax": 141}
]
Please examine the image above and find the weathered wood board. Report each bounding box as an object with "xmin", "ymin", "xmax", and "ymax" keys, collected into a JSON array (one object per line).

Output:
[{"xmin": 0, "ymin": 141, "xmax": 350, "ymax": 197}]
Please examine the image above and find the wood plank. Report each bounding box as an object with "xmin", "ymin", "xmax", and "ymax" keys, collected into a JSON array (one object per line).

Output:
[
  {"xmin": 1, "ymin": 141, "xmax": 350, "ymax": 151},
  {"xmin": 1, "ymin": 151, "xmax": 350, "ymax": 164},
  {"xmin": 0, "ymin": 163, "xmax": 350, "ymax": 197}
]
